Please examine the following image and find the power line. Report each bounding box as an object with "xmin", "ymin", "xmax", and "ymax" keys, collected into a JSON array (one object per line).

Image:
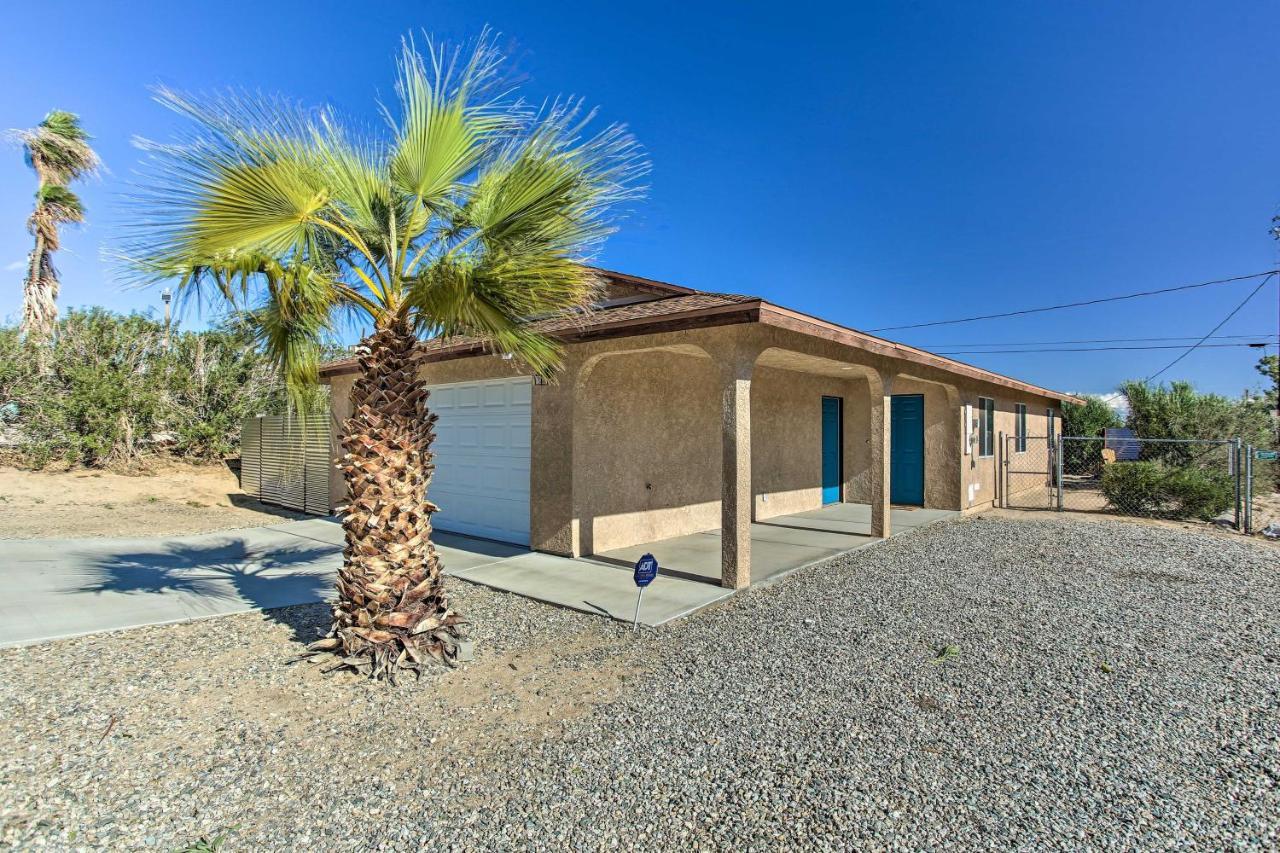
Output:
[
  {"xmin": 936, "ymin": 340, "xmax": 1264, "ymax": 353},
  {"xmin": 867, "ymin": 270, "xmax": 1279, "ymax": 333},
  {"xmin": 918, "ymin": 333, "xmax": 1273, "ymax": 348},
  {"xmin": 1143, "ymin": 273, "xmax": 1277, "ymax": 383}
]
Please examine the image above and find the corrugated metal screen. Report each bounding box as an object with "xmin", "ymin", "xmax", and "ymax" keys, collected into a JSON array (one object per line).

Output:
[{"xmin": 240, "ymin": 411, "xmax": 332, "ymax": 515}]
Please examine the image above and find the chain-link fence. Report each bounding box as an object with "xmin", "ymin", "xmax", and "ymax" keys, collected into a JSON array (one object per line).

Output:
[
  {"xmin": 1001, "ymin": 433, "xmax": 1280, "ymax": 535},
  {"xmin": 1057, "ymin": 436, "xmax": 1239, "ymax": 523},
  {"xmin": 1244, "ymin": 446, "xmax": 1278, "ymax": 536}
]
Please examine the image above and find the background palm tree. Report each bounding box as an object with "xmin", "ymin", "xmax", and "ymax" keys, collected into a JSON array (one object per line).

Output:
[
  {"xmin": 124, "ymin": 34, "xmax": 645, "ymax": 679},
  {"xmin": 14, "ymin": 111, "xmax": 100, "ymax": 342}
]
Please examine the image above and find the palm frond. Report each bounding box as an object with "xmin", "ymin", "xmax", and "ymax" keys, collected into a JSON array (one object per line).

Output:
[
  {"xmin": 462, "ymin": 99, "xmax": 646, "ymax": 256},
  {"xmin": 388, "ymin": 32, "xmax": 522, "ymax": 208},
  {"xmin": 14, "ymin": 110, "xmax": 101, "ymax": 184}
]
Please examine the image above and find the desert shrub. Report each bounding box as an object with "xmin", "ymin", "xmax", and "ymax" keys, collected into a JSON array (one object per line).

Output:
[
  {"xmin": 0, "ymin": 308, "xmax": 332, "ymax": 468},
  {"xmin": 1100, "ymin": 460, "xmax": 1234, "ymax": 520},
  {"xmin": 1061, "ymin": 395, "xmax": 1123, "ymax": 476},
  {"xmin": 1163, "ymin": 467, "xmax": 1234, "ymax": 520},
  {"xmin": 1101, "ymin": 461, "xmax": 1165, "ymax": 514}
]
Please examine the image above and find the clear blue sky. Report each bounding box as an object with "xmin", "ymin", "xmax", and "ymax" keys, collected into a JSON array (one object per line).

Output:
[{"xmin": 1, "ymin": 1, "xmax": 1277, "ymax": 398}]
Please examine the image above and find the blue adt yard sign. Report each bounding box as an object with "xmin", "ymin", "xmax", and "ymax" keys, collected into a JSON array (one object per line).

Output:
[
  {"xmin": 633, "ymin": 553, "xmax": 659, "ymax": 587},
  {"xmin": 631, "ymin": 553, "xmax": 659, "ymax": 631}
]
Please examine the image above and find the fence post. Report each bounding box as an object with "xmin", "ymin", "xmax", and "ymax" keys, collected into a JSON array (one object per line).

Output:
[
  {"xmin": 1244, "ymin": 445, "xmax": 1253, "ymax": 534},
  {"xmin": 1055, "ymin": 435, "xmax": 1064, "ymax": 511},
  {"xmin": 1232, "ymin": 438, "xmax": 1242, "ymax": 531},
  {"xmin": 998, "ymin": 431, "xmax": 1005, "ymax": 507}
]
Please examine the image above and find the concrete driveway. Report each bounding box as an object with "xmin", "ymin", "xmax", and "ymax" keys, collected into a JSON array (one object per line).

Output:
[
  {"xmin": 1, "ymin": 505, "xmax": 955, "ymax": 648},
  {"xmin": 0, "ymin": 518, "xmax": 729, "ymax": 647}
]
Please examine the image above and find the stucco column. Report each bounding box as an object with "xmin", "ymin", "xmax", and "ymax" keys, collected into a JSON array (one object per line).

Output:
[
  {"xmin": 530, "ymin": 353, "xmax": 584, "ymax": 556},
  {"xmin": 720, "ymin": 359, "xmax": 753, "ymax": 589},
  {"xmin": 871, "ymin": 372, "xmax": 894, "ymax": 539}
]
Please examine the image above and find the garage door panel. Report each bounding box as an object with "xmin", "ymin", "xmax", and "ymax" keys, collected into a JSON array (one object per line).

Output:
[{"xmin": 425, "ymin": 376, "xmax": 531, "ymax": 545}]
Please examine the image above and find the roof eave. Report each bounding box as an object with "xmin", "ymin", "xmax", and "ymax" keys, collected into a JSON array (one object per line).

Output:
[
  {"xmin": 757, "ymin": 302, "xmax": 1083, "ymax": 405},
  {"xmin": 318, "ymin": 299, "xmax": 763, "ymax": 379}
]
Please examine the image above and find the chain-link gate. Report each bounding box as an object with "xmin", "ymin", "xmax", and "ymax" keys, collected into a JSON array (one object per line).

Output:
[{"xmin": 1001, "ymin": 434, "xmax": 1056, "ymax": 509}]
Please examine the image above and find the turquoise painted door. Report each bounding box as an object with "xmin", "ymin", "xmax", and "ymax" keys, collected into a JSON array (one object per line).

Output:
[
  {"xmin": 821, "ymin": 396, "xmax": 842, "ymax": 504},
  {"xmin": 891, "ymin": 394, "xmax": 925, "ymax": 506}
]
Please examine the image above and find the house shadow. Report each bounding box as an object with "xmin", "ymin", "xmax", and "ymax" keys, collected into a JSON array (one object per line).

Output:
[{"xmin": 68, "ymin": 537, "xmax": 338, "ymax": 644}]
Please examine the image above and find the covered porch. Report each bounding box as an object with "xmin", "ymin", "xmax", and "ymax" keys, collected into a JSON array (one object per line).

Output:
[
  {"xmin": 530, "ymin": 320, "xmax": 968, "ymax": 590},
  {"xmin": 591, "ymin": 502, "xmax": 956, "ymax": 587},
  {"xmin": 448, "ymin": 503, "xmax": 956, "ymax": 626}
]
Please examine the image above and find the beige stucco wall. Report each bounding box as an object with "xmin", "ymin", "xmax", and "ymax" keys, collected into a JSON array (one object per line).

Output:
[
  {"xmin": 574, "ymin": 349, "xmax": 720, "ymax": 554},
  {"xmin": 750, "ymin": 366, "xmax": 865, "ymax": 519},
  {"xmin": 323, "ymin": 319, "xmax": 1065, "ymax": 557},
  {"xmin": 958, "ymin": 391, "xmax": 1057, "ymax": 510}
]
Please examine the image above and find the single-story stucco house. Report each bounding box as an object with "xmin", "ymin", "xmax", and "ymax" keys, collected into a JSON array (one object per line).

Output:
[{"xmin": 320, "ymin": 270, "xmax": 1080, "ymax": 589}]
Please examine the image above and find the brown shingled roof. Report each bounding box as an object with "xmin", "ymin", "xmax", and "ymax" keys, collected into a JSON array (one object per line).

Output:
[
  {"xmin": 316, "ymin": 269, "xmax": 1079, "ymax": 404},
  {"xmin": 319, "ymin": 289, "xmax": 759, "ymax": 377}
]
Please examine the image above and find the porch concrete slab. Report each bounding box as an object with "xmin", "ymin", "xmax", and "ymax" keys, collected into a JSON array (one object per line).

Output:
[
  {"xmin": 593, "ymin": 503, "xmax": 958, "ymax": 587},
  {"xmin": 450, "ymin": 551, "xmax": 733, "ymax": 626}
]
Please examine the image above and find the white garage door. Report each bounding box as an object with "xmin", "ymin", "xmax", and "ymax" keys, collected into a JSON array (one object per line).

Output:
[{"xmin": 427, "ymin": 376, "xmax": 532, "ymax": 545}]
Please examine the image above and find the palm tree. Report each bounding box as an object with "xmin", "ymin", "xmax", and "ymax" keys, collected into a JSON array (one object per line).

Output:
[
  {"xmin": 14, "ymin": 111, "xmax": 100, "ymax": 342},
  {"xmin": 123, "ymin": 35, "xmax": 645, "ymax": 679}
]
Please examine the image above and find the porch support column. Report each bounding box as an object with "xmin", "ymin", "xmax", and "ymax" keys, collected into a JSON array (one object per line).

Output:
[
  {"xmin": 720, "ymin": 359, "xmax": 753, "ymax": 589},
  {"xmin": 871, "ymin": 372, "xmax": 894, "ymax": 539}
]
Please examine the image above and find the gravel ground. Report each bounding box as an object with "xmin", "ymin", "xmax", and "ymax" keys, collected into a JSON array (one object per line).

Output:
[{"xmin": 2, "ymin": 515, "xmax": 1277, "ymax": 850}]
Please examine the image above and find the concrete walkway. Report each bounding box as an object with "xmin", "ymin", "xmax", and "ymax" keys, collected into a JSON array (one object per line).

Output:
[{"xmin": 0, "ymin": 504, "xmax": 956, "ymax": 648}]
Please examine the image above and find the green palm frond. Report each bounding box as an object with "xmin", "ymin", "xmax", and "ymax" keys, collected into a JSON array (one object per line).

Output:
[
  {"xmin": 388, "ymin": 33, "xmax": 520, "ymax": 209},
  {"xmin": 16, "ymin": 110, "xmax": 101, "ymax": 184},
  {"xmin": 463, "ymin": 100, "xmax": 645, "ymax": 255},
  {"xmin": 36, "ymin": 184, "xmax": 86, "ymax": 220},
  {"xmin": 123, "ymin": 30, "xmax": 647, "ymax": 391}
]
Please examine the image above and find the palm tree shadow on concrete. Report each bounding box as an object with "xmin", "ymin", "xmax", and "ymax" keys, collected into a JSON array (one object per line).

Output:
[{"xmin": 68, "ymin": 537, "xmax": 338, "ymax": 644}]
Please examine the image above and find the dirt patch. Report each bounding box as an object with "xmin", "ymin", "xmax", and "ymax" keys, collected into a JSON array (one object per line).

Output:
[{"xmin": 0, "ymin": 462, "xmax": 309, "ymax": 539}]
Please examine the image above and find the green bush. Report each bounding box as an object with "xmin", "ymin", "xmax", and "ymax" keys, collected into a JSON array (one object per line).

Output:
[
  {"xmin": 1101, "ymin": 461, "xmax": 1165, "ymax": 514},
  {"xmin": 0, "ymin": 308, "xmax": 332, "ymax": 469},
  {"xmin": 1164, "ymin": 467, "xmax": 1234, "ymax": 520},
  {"xmin": 1100, "ymin": 461, "xmax": 1234, "ymax": 520}
]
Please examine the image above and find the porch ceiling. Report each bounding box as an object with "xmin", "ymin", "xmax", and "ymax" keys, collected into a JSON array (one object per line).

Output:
[{"xmin": 755, "ymin": 347, "xmax": 874, "ymax": 379}]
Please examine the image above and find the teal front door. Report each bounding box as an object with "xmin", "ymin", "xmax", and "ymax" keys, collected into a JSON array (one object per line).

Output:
[
  {"xmin": 821, "ymin": 396, "xmax": 842, "ymax": 504},
  {"xmin": 890, "ymin": 394, "xmax": 925, "ymax": 506}
]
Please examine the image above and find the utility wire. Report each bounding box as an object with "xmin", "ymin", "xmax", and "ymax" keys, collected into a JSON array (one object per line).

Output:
[
  {"xmin": 867, "ymin": 270, "xmax": 1279, "ymax": 332},
  {"xmin": 1142, "ymin": 273, "xmax": 1277, "ymax": 383},
  {"xmin": 935, "ymin": 342, "xmax": 1266, "ymax": 355},
  {"xmin": 919, "ymin": 333, "xmax": 1272, "ymax": 348}
]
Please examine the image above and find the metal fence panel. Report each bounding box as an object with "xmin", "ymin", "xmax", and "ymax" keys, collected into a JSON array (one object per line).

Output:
[
  {"xmin": 303, "ymin": 413, "xmax": 333, "ymax": 515},
  {"xmin": 240, "ymin": 416, "xmax": 261, "ymax": 498},
  {"xmin": 240, "ymin": 411, "xmax": 332, "ymax": 515},
  {"xmin": 1057, "ymin": 436, "xmax": 1239, "ymax": 525}
]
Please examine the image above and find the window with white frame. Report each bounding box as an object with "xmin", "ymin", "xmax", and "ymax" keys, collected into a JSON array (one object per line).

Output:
[
  {"xmin": 1015, "ymin": 403, "xmax": 1027, "ymax": 453},
  {"xmin": 978, "ymin": 397, "xmax": 995, "ymax": 457}
]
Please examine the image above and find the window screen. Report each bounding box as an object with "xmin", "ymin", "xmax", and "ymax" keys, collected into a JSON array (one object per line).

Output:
[{"xmin": 1015, "ymin": 403, "xmax": 1027, "ymax": 453}]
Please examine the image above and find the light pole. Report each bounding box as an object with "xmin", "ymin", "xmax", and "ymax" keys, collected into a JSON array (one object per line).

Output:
[{"xmin": 161, "ymin": 288, "xmax": 172, "ymax": 350}]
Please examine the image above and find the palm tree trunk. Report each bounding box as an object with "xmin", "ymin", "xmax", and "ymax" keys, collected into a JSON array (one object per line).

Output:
[
  {"xmin": 310, "ymin": 320, "xmax": 467, "ymax": 679},
  {"xmin": 22, "ymin": 231, "xmax": 56, "ymax": 344}
]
